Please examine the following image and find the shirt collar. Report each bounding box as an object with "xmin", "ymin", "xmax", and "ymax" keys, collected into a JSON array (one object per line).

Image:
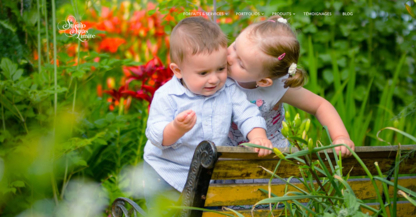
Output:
[{"xmin": 168, "ymin": 75, "xmax": 234, "ymax": 98}]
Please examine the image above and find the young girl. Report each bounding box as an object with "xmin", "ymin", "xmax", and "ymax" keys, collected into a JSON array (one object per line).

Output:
[{"xmin": 227, "ymin": 15, "xmax": 355, "ymax": 157}]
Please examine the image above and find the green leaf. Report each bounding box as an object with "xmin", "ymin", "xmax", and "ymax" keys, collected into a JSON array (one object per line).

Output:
[
  {"xmin": 94, "ymin": 119, "xmax": 107, "ymax": 128},
  {"xmin": 71, "ymin": 70, "xmax": 86, "ymax": 79},
  {"xmin": 12, "ymin": 69, "xmax": 23, "ymax": 81},
  {"xmin": 0, "ymin": 20, "xmax": 17, "ymax": 32},
  {"xmin": 11, "ymin": 181, "xmax": 25, "ymax": 188},
  {"xmin": 106, "ymin": 112, "xmax": 115, "ymax": 122},
  {"xmin": 1, "ymin": 58, "xmax": 17, "ymax": 80},
  {"xmin": 239, "ymin": 143, "xmax": 273, "ymax": 150}
]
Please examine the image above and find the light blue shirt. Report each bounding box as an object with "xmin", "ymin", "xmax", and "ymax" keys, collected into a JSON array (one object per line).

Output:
[{"xmin": 144, "ymin": 75, "xmax": 266, "ymax": 192}]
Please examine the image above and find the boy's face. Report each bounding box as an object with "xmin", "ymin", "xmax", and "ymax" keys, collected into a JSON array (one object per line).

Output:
[{"xmin": 171, "ymin": 47, "xmax": 228, "ymax": 96}]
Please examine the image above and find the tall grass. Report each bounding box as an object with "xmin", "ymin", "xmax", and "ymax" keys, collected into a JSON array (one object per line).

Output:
[{"xmin": 291, "ymin": 37, "xmax": 415, "ymax": 147}]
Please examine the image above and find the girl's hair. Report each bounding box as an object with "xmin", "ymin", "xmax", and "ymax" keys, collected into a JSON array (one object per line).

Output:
[{"xmin": 247, "ymin": 15, "xmax": 306, "ymax": 88}]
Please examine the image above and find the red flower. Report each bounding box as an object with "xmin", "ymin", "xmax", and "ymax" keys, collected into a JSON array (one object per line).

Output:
[{"xmin": 98, "ymin": 38, "xmax": 126, "ymax": 53}]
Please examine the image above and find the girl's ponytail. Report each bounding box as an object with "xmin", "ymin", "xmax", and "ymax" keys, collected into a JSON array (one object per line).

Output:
[{"xmin": 284, "ymin": 68, "xmax": 307, "ymax": 88}]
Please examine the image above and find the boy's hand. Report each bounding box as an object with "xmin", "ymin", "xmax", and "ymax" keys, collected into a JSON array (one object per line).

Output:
[
  {"xmin": 249, "ymin": 137, "xmax": 273, "ymax": 157},
  {"xmin": 333, "ymin": 137, "xmax": 355, "ymax": 158},
  {"xmin": 173, "ymin": 110, "xmax": 197, "ymax": 133}
]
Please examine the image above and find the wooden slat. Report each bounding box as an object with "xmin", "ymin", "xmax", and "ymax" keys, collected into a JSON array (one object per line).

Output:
[
  {"xmin": 211, "ymin": 155, "xmax": 416, "ymax": 179},
  {"xmin": 216, "ymin": 145, "xmax": 416, "ymax": 160},
  {"xmin": 205, "ymin": 177, "xmax": 416, "ymax": 206},
  {"xmin": 202, "ymin": 201, "xmax": 416, "ymax": 217}
]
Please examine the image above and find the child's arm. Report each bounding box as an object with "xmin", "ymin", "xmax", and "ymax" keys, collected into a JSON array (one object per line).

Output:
[
  {"xmin": 146, "ymin": 91, "xmax": 196, "ymax": 149},
  {"xmin": 246, "ymin": 128, "xmax": 273, "ymax": 157},
  {"xmin": 280, "ymin": 87, "xmax": 355, "ymax": 157},
  {"xmin": 162, "ymin": 110, "xmax": 196, "ymax": 146},
  {"xmin": 230, "ymin": 82, "xmax": 272, "ymax": 157}
]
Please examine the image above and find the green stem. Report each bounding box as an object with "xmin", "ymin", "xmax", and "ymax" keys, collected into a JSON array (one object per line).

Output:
[
  {"xmin": 368, "ymin": 0, "xmax": 373, "ymax": 67},
  {"xmin": 51, "ymin": 0, "xmax": 58, "ymax": 205},
  {"xmin": 37, "ymin": 0, "xmax": 41, "ymax": 73},
  {"xmin": 375, "ymin": 162, "xmax": 391, "ymax": 216},
  {"xmin": 60, "ymin": 155, "xmax": 68, "ymax": 200},
  {"xmin": 292, "ymin": 138, "xmax": 333, "ymax": 205},
  {"xmin": 12, "ymin": 103, "xmax": 28, "ymax": 134},
  {"xmin": 392, "ymin": 147, "xmax": 401, "ymax": 216},
  {"xmin": 1, "ymin": 100, "xmax": 5, "ymax": 131},
  {"xmin": 43, "ymin": 0, "xmax": 50, "ymax": 64}
]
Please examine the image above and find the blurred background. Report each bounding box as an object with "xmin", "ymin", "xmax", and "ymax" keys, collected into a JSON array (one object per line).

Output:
[{"xmin": 0, "ymin": 0, "xmax": 415, "ymax": 216}]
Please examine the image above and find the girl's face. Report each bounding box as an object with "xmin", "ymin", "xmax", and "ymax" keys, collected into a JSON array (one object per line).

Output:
[{"xmin": 227, "ymin": 27, "xmax": 267, "ymax": 85}]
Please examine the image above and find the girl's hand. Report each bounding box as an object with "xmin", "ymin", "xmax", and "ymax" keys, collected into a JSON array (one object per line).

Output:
[
  {"xmin": 249, "ymin": 137, "xmax": 273, "ymax": 157},
  {"xmin": 333, "ymin": 137, "xmax": 355, "ymax": 158},
  {"xmin": 173, "ymin": 110, "xmax": 197, "ymax": 133}
]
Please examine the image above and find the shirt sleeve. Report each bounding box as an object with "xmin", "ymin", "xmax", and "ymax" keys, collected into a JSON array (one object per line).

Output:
[
  {"xmin": 145, "ymin": 91, "xmax": 182, "ymax": 150},
  {"xmin": 230, "ymin": 85, "xmax": 267, "ymax": 139}
]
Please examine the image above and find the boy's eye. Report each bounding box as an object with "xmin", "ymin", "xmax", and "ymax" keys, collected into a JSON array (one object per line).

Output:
[
  {"xmin": 199, "ymin": 72, "xmax": 208, "ymax": 75},
  {"xmin": 218, "ymin": 67, "xmax": 225, "ymax": 71}
]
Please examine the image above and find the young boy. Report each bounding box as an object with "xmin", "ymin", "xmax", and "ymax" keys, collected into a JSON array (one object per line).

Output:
[{"xmin": 143, "ymin": 16, "xmax": 273, "ymax": 212}]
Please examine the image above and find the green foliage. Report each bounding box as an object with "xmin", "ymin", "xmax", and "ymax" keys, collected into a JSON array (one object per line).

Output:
[{"xmin": 216, "ymin": 114, "xmax": 416, "ymax": 217}]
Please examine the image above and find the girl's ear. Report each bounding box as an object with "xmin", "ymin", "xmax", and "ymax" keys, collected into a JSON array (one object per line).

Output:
[
  {"xmin": 170, "ymin": 63, "xmax": 182, "ymax": 79},
  {"xmin": 257, "ymin": 78, "xmax": 273, "ymax": 87}
]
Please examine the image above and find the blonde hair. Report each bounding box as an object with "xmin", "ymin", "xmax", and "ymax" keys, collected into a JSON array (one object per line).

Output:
[
  {"xmin": 170, "ymin": 16, "xmax": 228, "ymax": 64},
  {"xmin": 247, "ymin": 15, "xmax": 306, "ymax": 88}
]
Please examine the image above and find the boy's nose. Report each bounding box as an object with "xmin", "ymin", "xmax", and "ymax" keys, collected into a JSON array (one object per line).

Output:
[{"xmin": 208, "ymin": 74, "xmax": 219, "ymax": 84}]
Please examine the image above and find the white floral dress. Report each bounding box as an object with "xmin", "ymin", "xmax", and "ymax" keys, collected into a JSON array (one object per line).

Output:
[{"xmin": 227, "ymin": 74, "xmax": 290, "ymax": 148}]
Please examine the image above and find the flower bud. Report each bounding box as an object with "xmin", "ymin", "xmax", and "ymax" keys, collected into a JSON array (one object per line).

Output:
[
  {"xmin": 304, "ymin": 119, "xmax": 311, "ymax": 133},
  {"xmin": 293, "ymin": 113, "xmax": 301, "ymax": 129},
  {"xmin": 273, "ymin": 147, "xmax": 286, "ymax": 160},
  {"xmin": 308, "ymin": 138, "xmax": 314, "ymax": 152},
  {"xmin": 299, "ymin": 120, "xmax": 307, "ymax": 133},
  {"xmin": 285, "ymin": 111, "xmax": 291, "ymax": 121},
  {"xmin": 393, "ymin": 119, "xmax": 399, "ymax": 128},
  {"xmin": 281, "ymin": 121, "xmax": 289, "ymax": 137}
]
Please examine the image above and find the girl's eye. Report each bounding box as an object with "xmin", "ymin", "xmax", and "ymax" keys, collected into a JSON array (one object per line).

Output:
[
  {"xmin": 199, "ymin": 72, "xmax": 207, "ymax": 75},
  {"xmin": 239, "ymin": 62, "xmax": 244, "ymax": 69},
  {"xmin": 218, "ymin": 67, "xmax": 225, "ymax": 71}
]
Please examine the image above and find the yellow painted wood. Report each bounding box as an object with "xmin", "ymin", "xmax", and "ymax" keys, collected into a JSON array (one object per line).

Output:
[
  {"xmin": 205, "ymin": 177, "xmax": 416, "ymax": 206},
  {"xmin": 201, "ymin": 202, "xmax": 416, "ymax": 217},
  {"xmin": 216, "ymin": 145, "xmax": 416, "ymax": 160},
  {"xmin": 211, "ymin": 155, "xmax": 416, "ymax": 180}
]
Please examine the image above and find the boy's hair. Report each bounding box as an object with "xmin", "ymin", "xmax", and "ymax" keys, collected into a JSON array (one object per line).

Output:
[
  {"xmin": 247, "ymin": 15, "xmax": 306, "ymax": 88},
  {"xmin": 170, "ymin": 16, "xmax": 228, "ymax": 64}
]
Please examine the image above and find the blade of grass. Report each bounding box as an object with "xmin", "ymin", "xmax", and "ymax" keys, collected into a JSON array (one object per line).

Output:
[
  {"xmin": 373, "ymin": 54, "xmax": 407, "ymax": 146},
  {"xmin": 37, "ymin": 0, "xmax": 41, "ymax": 73},
  {"xmin": 373, "ymin": 177, "xmax": 416, "ymax": 198},
  {"xmin": 255, "ymin": 194, "xmax": 343, "ymax": 205},
  {"xmin": 375, "ymin": 161, "xmax": 392, "ymax": 216},
  {"xmin": 377, "ymin": 127, "xmax": 416, "ymax": 143},
  {"xmin": 353, "ymin": 76, "xmax": 373, "ymax": 145},
  {"xmin": 316, "ymin": 153, "xmax": 342, "ymax": 197},
  {"xmin": 306, "ymin": 35, "xmax": 318, "ymax": 93},
  {"xmin": 329, "ymin": 77, "xmax": 349, "ymax": 106},
  {"xmin": 392, "ymin": 145, "xmax": 401, "ymax": 216},
  {"xmin": 346, "ymin": 51, "xmax": 356, "ymax": 129},
  {"xmin": 398, "ymin": 190, "xmax": 416, "ymax": 206},
  {"xmin": 330, "ymin": 49, "xmax": 346, "ymax": 119},
  {"xmin": 51, "ymin": 0, "xmax": 59, "ymax": 205}
]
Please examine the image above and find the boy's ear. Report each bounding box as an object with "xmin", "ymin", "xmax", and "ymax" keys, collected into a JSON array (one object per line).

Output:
[
  {"xmin": 257, "ymin": 78, "xmax": 273, "ymax": 87},
  {"xmin": 170, "ymin": 63, "xmax": 182, "ymax": 79}
]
